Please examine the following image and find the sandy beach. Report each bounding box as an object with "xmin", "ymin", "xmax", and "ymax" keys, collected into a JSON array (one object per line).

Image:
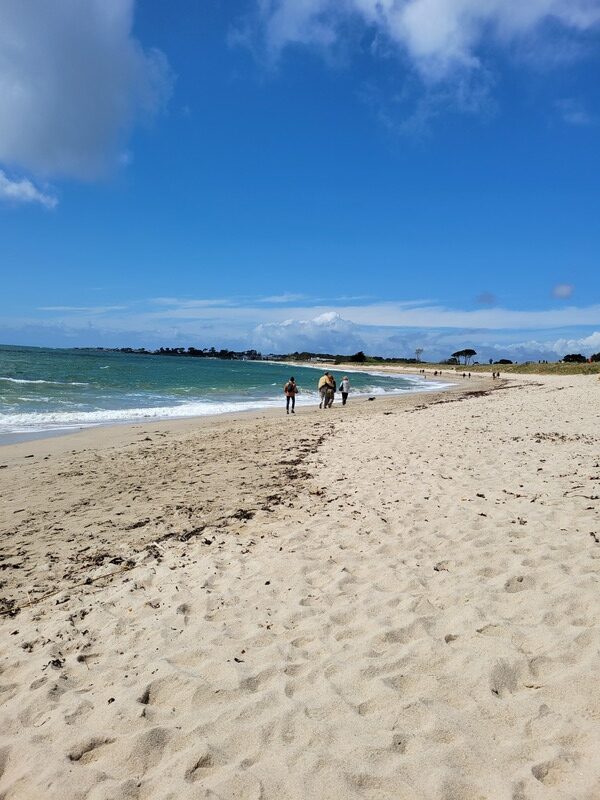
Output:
[{"xmin": 1, "ymin": 372, "xmax": 599, "ymax": 799}]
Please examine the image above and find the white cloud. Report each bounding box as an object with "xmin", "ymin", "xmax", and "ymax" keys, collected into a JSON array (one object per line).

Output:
[
  {"xmin": 29, "ymin": 295, "xmax": 600, "ymax": 332},
  {"xmin": 253, "ymin": 0, "xmax": 600, "ymax": 80},
  {"xmin": 552, "ymin": 283, "xmax": 574, "ymax": 299},
  {"xmin": 556, "ymin": 98, "xmax": 593, "ymax": 125},
  {"xmin": 504, "ymin": 330, "xmax": 600, "ymax": 357},
  {"xmin": 38, "ymin": 305, "xmax": 127, "ymax": 314},
  {"xmin": 7, "ymin": 297, "xmax": 600, "ymax": 360},
  {"xmin": 329, "ymin": 301, "xmax": 600, "ymax": 329},
  {"xmin": 550, "ymin": 330, "xmax": 600, "ymax": 355},
  {"xmin": 0, "ymin": 169, "xmax": 57, "ymax": 208},
  {"xmin": 252, "ymin": 311, "xmax": 366, "ymax": 353},
  {"xmin": 0, "ymin": 0, "xmax": 172, "ymax": 180},
  {"xmin": 257, "ymin": 293, "xmax": 309, "ymax": 304}
]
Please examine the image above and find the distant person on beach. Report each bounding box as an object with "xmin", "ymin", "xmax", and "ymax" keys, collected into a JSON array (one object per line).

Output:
[
  {"xmin": 325, "ymin": 375, "xmax": 336, "ymax": 408},
  {"xmin": 340, "ymin": 375, "xmax": 350, "ymax": 405},
  {"xmin": 284, "ymin": 377, "xmax": 298, "ymax": 414},
  {"xmin": 318, "ymin": 372, "xmax": 333, "ymax": 409}
]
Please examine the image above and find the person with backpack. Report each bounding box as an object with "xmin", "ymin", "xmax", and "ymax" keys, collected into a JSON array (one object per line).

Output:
[
  {"xmin": 324, "ymin": 374, "xmax": 336, "ymax": 408},
  {"xmin": 284, "ymin": 377, "xmax": 298, "ymax": 414}
]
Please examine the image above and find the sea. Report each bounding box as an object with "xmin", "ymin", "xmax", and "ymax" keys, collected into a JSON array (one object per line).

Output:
[{"xmin": 0, "ymin": 345, "xmax": 451, "ymax": 441}]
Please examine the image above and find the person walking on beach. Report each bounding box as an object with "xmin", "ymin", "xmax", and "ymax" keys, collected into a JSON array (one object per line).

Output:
[
  {"xmin": 339, "ymin": 375, "xmax": 350, "ymax": 406},
  {"xmin": 284, "ymin": 377, "xmax": 298, "ymax": 414},
  {"xmin": 324, "ymin": 374, "xmax": 336, "ymax": 408},
  {"xmin": 318, "ymin": 372, "xmax": 332, "ymax": 409}
]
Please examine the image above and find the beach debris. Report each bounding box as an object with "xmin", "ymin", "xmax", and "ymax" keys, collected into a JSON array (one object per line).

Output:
[
  {"xmin": 145, "ymin": 544, "xmax": 162, "ymax": 560},
  {"xmin": 178, "ymin": 526, "xmax": 205, "ymax": 542},
  {"xmin": 0, "ymin": 597, "xmax": 19, "ymax": 617},
  {"xmin": 590, "ymin": 532, "xmax": 599, "ymax": 544},
  {"xmin": 124, "ymin": 518, "xmax": 150, "ymax": 530}
]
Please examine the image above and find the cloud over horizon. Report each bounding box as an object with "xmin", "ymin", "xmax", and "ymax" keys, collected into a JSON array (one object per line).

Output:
[{"xmin": 4, "ymin": 296, "xmax": 600, "ymax": 362}]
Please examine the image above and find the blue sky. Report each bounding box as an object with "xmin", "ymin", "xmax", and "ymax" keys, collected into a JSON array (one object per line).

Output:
[{"xmin": 1, "ymin": 0, "xmax": 599, "ymax": 361}]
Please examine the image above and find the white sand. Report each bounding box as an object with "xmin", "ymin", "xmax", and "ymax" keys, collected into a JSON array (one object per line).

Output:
[{"xmin": 1, "ymin": 374, "xmax": 599, "ymax": 799}]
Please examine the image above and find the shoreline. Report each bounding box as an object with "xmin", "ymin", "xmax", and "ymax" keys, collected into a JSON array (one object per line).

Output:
[
  {"xmin": 0, "ymin": 376, "xmax": 493, "ymax": 611},
  {"xmin": 0, "ymin": 366, "xmax": 460, "ymax": 448}
]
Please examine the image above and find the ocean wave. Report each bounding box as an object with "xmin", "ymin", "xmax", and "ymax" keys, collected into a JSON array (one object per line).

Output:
[
  {"xmin": 0, "ymin": 376, "xmax": 89, "ymax": 386},
  {"xmin": 0, "ymin": 398, "xmax": 290, "ymax": 433}
]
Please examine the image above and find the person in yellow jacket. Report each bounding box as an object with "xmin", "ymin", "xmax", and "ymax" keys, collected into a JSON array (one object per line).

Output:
[{"xmin": 318, "ymin": 372, "xmax": 333, "ymax": 409}]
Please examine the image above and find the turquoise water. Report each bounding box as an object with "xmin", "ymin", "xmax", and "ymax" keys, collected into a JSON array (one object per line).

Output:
[{"xmin": 0, "ymin": 345, "xmax": 450, "ymax": 437}]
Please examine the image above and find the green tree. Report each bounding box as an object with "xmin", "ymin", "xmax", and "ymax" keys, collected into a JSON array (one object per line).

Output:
[{"xmin": 451, "ymin": 348, "xmax": 477, "ymax": 365}]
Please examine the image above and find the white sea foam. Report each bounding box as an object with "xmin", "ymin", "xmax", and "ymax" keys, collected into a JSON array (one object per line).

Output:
[
  {"xmin": 0, "ymin": 376, "xmax": 89, "ymax": 386},
  {"xmin": 0, "ymin": 398, "xmax": 285, "ymax": 434},
  {"xmin": 0, "ymin": 380, "xmax": 452, "ymax": 435}
]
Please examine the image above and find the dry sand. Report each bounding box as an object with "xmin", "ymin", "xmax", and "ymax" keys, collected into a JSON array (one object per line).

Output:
[{"xmin": 1, "ymin": 373, "xmax": 599, "ymax": 799}]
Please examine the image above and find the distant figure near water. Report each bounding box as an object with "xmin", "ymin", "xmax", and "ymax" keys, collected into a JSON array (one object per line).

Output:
[
  {"xmin": 284, "ymin": 377, "xmax": 297, "ymax": 414},
  {"xmin": 340, "ymin": 375, "xmax": 350, "ymax": 405}
]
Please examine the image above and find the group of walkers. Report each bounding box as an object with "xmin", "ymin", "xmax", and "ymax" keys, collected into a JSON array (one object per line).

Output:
[
  {"xmin": 317, "ymin": 371, "xmax": 350, "ymax": 409},
  {"xmin": 283, "ymin": 371, "xmax": 350, "ymax": 414}
]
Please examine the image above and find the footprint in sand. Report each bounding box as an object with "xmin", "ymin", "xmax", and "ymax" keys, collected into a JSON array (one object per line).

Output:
[{"xmin": 68, "ymin": 736, "xmax": 116, "ymax": 764}]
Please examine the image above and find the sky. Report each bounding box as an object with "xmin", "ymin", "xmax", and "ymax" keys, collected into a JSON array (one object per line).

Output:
[{"xmin": 0, "ymin": 0, "xmax": 599, "ymax": 362}]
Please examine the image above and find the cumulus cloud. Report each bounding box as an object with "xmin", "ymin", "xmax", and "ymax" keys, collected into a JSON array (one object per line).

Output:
[
  {"xmin": 549, "ymin": 330, "xmax": 600, "ymax": 354},
  {"xmin": 552, "ymin": 283, "xmax": 574, "ymax": 299},
  {"xmin": 252, "ymin": 0, "xmax": 600, "ymax": 80},
  {"xmin": 0, "ymin": 170, "xmax": 57, "ymax": 208},
  {"xmin": 252, "ymin": 311, "xmax": 366, "ymax": 353},
  {"xmin": 0, "ymin": 0, "xmax": 173, "ymax": 180},
  {"xmin": 504, "ymin": 330, "xmax": 600, "ymax": 357}
]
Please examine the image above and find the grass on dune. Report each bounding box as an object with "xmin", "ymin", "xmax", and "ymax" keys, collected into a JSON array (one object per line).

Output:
[{"xmin": 415, "ymin": 362, "xmax": 600, "ymax": 375}]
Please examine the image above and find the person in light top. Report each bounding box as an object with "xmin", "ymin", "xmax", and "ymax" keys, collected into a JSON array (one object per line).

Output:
[{"xmin": 339, "ymin": 375, "xmax": 350, "ymax": 405}]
